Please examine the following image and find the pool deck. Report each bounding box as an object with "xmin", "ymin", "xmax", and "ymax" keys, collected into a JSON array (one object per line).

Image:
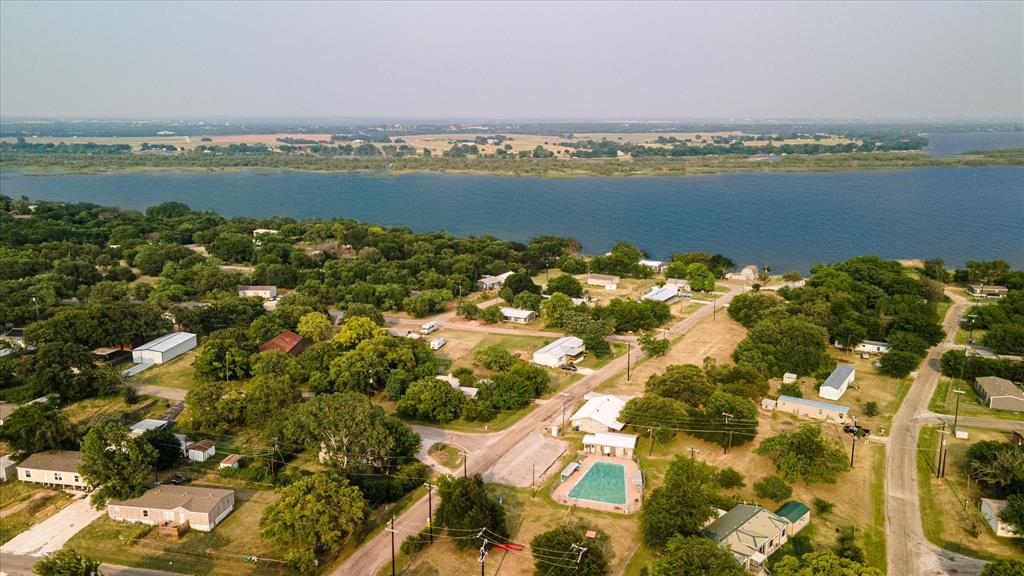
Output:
[{"xmin": 552, "ymin": 455, "xmax": 642, "ymax": 514}]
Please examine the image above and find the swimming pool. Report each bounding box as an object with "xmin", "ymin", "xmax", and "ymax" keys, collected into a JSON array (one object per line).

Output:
[{"xmin": 567, "ymin": 462, "xmax": 626, "ymax": 505}]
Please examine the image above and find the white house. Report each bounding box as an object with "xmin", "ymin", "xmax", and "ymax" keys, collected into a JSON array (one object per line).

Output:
[
  {"xmin": 642, "ymin": 285, "xmax": 679, "ymax": 303},
  {"xmin": 0, "ymin": 455, "xmax": 17, "ymax": 482},
  {"xmin": 500, "ymin": 307, "xmax": 537, "ymax": 324},
  {"xmin": 129, "ymin": 419, "xmax": 169, "ymax": 437},
  {"xmin": 638, "ymin": 259, "xmax": 665, "ymax": 272},
  {"xmin": 981, "ymin": 498, "xmax": 1022, "ymax": 538},
  {"xmin": 819, "ymin": 364, "xmax": 855, "ymax": 401},
  {"xmin": 773, "ymin": 395, "xmax": 850, "ymax": 423},
  {"xmin": 477, "ymin": 271, "xmax": 514, "ymax": 291},
  {"xmin": 583, "ymin": 432, "xmax": 638, "ymax": 459},
  {"xmin": 186, "ymin": 439, "xmax": 216, "ymax": 463},
  {"xmin": 132, "ymin": 332, "xmax": 197, "ymax": 365},
  {"xmin": 782, "ymin": 373, "xmax": 798, "ymax": 384},
  {"xmin": 570, "ymin": 395, "xmax": 627, "ymax": 433},
  {"xmin": 436, "ymin": 374, "xmax": 479, "ymax": 399},
  {"xmin": 586, "ymin": 274, "xmax": 619, "ymax": 290},
  {"xmin": 251, "ymin": 228, "xmax": 279, "ymax": 237},
  {"xmin": 238, "ymin": 285, "xmax": 278, "ymax": 299},
  {"xmin": 532, "ymin": 336, "xmax": 586, "ymax": 368},
  {"xmin": 835, "ymin": 339, "xmax": 890, "ymax": 354}
]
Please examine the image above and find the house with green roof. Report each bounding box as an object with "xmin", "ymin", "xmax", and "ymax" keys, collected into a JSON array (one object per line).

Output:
[{"xmin": 703, "ymin": 501, "xmax": 811, "ymax": 574}]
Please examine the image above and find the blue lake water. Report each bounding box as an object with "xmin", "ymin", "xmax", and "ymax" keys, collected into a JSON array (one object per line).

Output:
[
  {"xmin": 923, "ymin": 131, "xmax": 1024, "ymax": 156},
  {"xmin": 1, "ymin": 167, "xmax": 1022, "ymax": 272}
]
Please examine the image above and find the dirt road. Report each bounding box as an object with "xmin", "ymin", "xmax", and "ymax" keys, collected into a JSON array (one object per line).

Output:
[
  {"xmin": 885, "ymin": 291, "xmax": 988, "ymax": 576},
  {"xmin": 330, "ymin": 284, "xmax": 742, "ymax": 576}
]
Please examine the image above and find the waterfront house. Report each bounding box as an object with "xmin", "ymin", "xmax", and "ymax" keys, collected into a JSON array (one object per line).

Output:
[
  {"xmin": 132, "ymin": 332, "xmax": 197, "ymax": 365},
  {"xmin": 638, "ymin": 259, "xmax": 666, "ymax": 272},
  {"xmin": 477, "ymin": 271, "xmax": 514, "ymax": 290}
]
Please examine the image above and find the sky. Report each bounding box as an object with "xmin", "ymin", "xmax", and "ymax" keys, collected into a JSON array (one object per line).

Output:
[{"xmin": 1, "ymin": 1, "xmax": 1022, "ymax": 121}]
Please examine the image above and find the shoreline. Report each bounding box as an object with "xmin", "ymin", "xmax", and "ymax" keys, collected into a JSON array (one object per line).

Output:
[{"xmin": 3, "ymin": 150, "xmax": 1023, "ymax": 179}]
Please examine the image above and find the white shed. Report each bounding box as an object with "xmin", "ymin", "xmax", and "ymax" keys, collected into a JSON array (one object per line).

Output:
[
  {"xmin": 132, "ymin": 332, "xmax": 197, "ymax": 365},
  {"xmin": 186, "ymin": 440, "xmax": 216, "ymax": 462},
  {"xmin": 819, "ymin": 364, "xmax": 855, "ymax": 401}
]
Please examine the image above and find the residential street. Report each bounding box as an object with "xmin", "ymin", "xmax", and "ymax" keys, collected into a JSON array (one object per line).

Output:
[
  {"xmin": 885, "ymin": 291, "xmax": 988, "ymax": 576},
  {"xmin": 330, "ymin": 284, "xmax": 742, "ymax": 576},
  {"xmin": 0, "ymin": 553, "xmax": 180, "ymax": 576}
]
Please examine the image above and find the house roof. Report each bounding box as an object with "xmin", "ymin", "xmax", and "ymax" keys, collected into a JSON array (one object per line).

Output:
[
  {"xmin": 260, "ymin": 330, "xmax": 309, "ymax": 354},
  {"xmin": 18, "ymin": 450, "xmax": 81, "ymax": 472},
  {"xmin": 822, "ymin": 364, "xmax": 855, "ymax": 392},
  {"xmin": 860, "ymin": 340, "xmax": 890, "ymax": 348},
  {"xmin": 238, "ymin": 285, "xmax": 276, "ymax": 291},
  {"xmin": 587, "ymin": 274, "xmax": 620, "ymax": 282},
  {"xmin": 570, "ymin": 395, "xmax": 626, "ymax": 431},
  {"xmin": 643, "ymin": 285, "xmax": 678, "ymax": 302},
  {"xmin": 535, "ymin": 336, "xmax": 585, "ymax": 357},
  {"xmin": 129, "ymin": 419, "xmax": 169, "ymax": 434},
  {"xmin": 776, "ymin": 501, "xmax": 811, "ymax": 523},
  {"xmin": 134, "ymin": 332, "xmax": 196, "ymax": 354},
  {"xmin": 777, "ymin": 395, "xmax": 850, "ymax": 414},
  {"xmin": 704, "ymin": 504, "xmax": 790, "ymax": 559},
  {"xmin": 975, "ymin": 376, "xmax": 1024, "ymax": 400},
  {"xmin": 981, "ymin": 498, "xmax": 1007, "ymax": 514},
  {"xmin": 583, "ymin": 432, "xmax": 638, "ymax": 449},
  {"xmin": 665, "ymin": 278, "xmax": 690, "ymax": 286},
  {"xmin": 639, "ymin": 259, "xmax": 664, "ymax": 268},
  {"xmin": 110, "ymin": 485, "xmax": 233, "ymax": 514},
  {"xmin": 220, "ymin": 454, "xmax": 242, "ymax": 466},
  {"xmin": 500, "ymin": 307, "xmax": 536, "ymax": 320},
  {"xmin": 187, "ymin": 439, "xmax": 216, "ymax": 452}
]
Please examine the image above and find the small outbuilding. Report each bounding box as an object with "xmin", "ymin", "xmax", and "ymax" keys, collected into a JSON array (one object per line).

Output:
[
  {"xmin": 219, "ymin": 454, "xmax": 242, "ymax": 469},
  {"xmin": 819, "ymin": 364, "xmax": 855, "ymax": 401},
  {"xmin": 238, "ymin": 285, "xmax": 278, "ymax": 299},
  {"xmin": 782, "ymin": 373, "xmax": 798, "ymax": 384},
  {"xmin": 583, "ymin": 432, "xmax": 638, "ymax": 459},
  {"xmin": 981, "ymin": 498, "xmax": 1022, "ymax": 538},
  {"xmin": 132, "ymin": 332, "xmax": 197, "ymax": 365},
  {"xmin": 259, "ymin": 330, "xmax": 310, "ymax": 356},
  {"xmin": 186, "ymin": 439, "xmax": 216, "ymax": 463},
  {"xmin": 968, "ymin": 285, "xmax": 1009, "ymax": 298},
  {"xmin": 129, "ymin": 419, "xmax": 170, "ymax": 437},
  {"xmin": 586, "ymin": 274, "xmax": 619, "ymax": 290}
]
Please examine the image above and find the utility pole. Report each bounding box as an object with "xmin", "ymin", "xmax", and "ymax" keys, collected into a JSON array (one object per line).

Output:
[
  {"xmin": 936, "ymin": 424, "xmax": 946, "ymax": 478},
  {"xmin": 687, "ymin": 446, "xmax": 699, "ymax": 459},
  {"xmin": 648, "ymin": 426, "xmax": 654, "ymax": 456},
  {"xmin": 532, "ymin": 463, "xmax": 536, "ymax": 498},
  {"xmin": 722, "ymin": 412, "xmax": 734, "ymax": 454},
  {"xmin": 463, "ymin": 451, "xmax": 468, "ymax": 479},
  {"xmin": 425, "ymin": 483, "xmax": 436, "ymax": 543},
  {"xmin": 626, "ymin": 342, "xmax": 631, "ymax": 381},
  {"xmin": 941, "ymin": 447, "xmax": 949, "ymax": 478},
  {"xmin": 848, "ymin": 417, "xmax": 860, "ymax": 467},
  {"xmin": 477, "ymin": 532, "xmax": 489, "ymax": 576},
  {"xmin": 270, "ymin": 437, "xmax": 279, "ymax": 483},
  {"xmin": 389, "ymin": 516, "xmax": 396, "ymax": 576},
  {"xmin": 560, "ymin": 393, "xmax": 570, "ymax": 430},
  {"xmin": 952, "ymin": 388, "xmax": 966, "ymax": 433}
]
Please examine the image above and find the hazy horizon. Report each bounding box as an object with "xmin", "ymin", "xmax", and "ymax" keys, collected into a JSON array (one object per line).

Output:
[{"xmin": 2, "ymin": 1, "xmax": 1022, "ymax": 121}]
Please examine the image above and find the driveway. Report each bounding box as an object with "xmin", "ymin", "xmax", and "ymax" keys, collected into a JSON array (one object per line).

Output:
[{"xmin": 0, "ymin": 495, "xmax": 104, "ymax": 556}]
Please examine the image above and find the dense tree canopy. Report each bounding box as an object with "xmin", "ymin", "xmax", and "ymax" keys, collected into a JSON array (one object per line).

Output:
[
  {"xmin": 434, "ymin": 474, "xmax": 507, "ymax": 549},
  {"xmin": 260, "ymin": 473, "xmax": 366, "ymax": 555},
  {"xmin": 80, "ymin": 422, "xmax": 158, "ymax": 507}
]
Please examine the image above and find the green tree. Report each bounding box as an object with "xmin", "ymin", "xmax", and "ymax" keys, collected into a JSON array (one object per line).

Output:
[
  {"xmin": 778, "ymin": 381, "xmax": 803, "ymax": 398},
  {"xmin": 297, "ymin": 311, "xmax": 333, "ymax": 342},
  {"xmin": 727, "ymin": 292, "xmax": 785, "ymax": 328},
  {"xmin": 772, "ymin": 551, "xmax": 883, "ymax": 576},
  {"xmin": 753, "ymin": 475, "xmax": 793, "ymax": 501},
  {"xmin": 182, "ymin": 380, "xmax": 245, "ymax": 433},
  {"xmin": 690, "ymin": 392, "xmax": 759, "ymax": 449},
  {"xmin": 650, "ymin": 535, "xmax": 747, "ymax": 576},
  {"xmin": 140, "ymin": 427, "xmax": 183, "ymax": 470},
  {"xmin": 434, "ymin": 474, "xmax": 507, "ymax": 549},
  {"xmin": 733, "ymin": 317, "xmax": 830, "ymax": 376},
  {"xmin": 999, "ymin": 492, "xmax": 1024, "ymax": 534},
  {"xmin": 260, "ymin": 473, "xmax": 366, "ymax": 555},
  {"xmin": 80, "ymin": 422, "xmax": 158, "ymax": 507},
  {"xmin": 540, "ymin": 292, "xmax": 575, "ymax": 328},
  {"xmin": 246, "ymin": 374, "xmax": 301, "ymax": 425},
  {"xmin": 640, "ymin": 456, "xmax": 718, "ymax": 548},
  {"xmin": 479, "ymin": 304, "xmax": 504, "ymax": 324},
  {"xmin": 685, "ymin": 263, "xmax": 716, "ymax": 292},
  {"xmin": 756, "ymin": 424, "xmax": 850, "ymax": 483},
  {"xmin": 981, "ymin": 560, "xmax": 1024, "ymax": 576},
  {"xmin": 639, "ymin": 331, "xmax": 670, "ymax": 357},
  {"xmin": 396, "ymin": 378, "xmax": 466, "ymax": 424},
  {"xmin": 920, "ymin": 259, "xmax": 950, "ymax": 282},
  {"xmin": 457, "ymin": 300, "xmax": 480, "ymax": 320},
  {"xmin": 0, "ymin": 402, "xmax": 77, "ymax": 458},
  {"xmin": 33, "ymin": 550, "xmax": 102, "ymax": 576},
  {"xmin": 545, "ymin": 274, "xmax": 583, "ymax": 298},
  {"xmin": 716, "ymin": 467, "xmax": 745, "ymax": 489},
  {"xmin": 620, "ymin": 395, "xmax": 688, "ymax": 442},
  {"xmin": 333, "ymin": 315, "xmax": 386, "ymax": 349},
  {"xmin": 531, "ymin": 523, "xmax": 609, "ymax": 576},
  {"xmin": 193, "ymin": 331, "xmax": 256, "ymax": 382},
  {"xmin": 982, "ymin": 324, "xmax": 1024, "ymax": 355},
  {"xmin": 645, "ymin": 364, "xmax": 714, "ymax": 408},
  {"xmin": 878, "ymin": 350, "xmax": 920, "ymax": 377}
]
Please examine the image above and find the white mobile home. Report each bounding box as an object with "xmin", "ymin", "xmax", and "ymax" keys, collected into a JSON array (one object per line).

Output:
[
  {"xmin": 237, "ymin": 285, "xmax": 278, "ymax": 299},
  {"xmin": 819, "ymin": 364, "xmax": 855, "ymax": 401},
  {"xmin": 586, "ymin": 274, "xmax": 619, "ymax": 290},
  {"xmin": 500, "ymin": 307, "xmax": 537, "ymax": 324},
  {"xmin": 132, "ymin": 332, "xmax": 197, "ymax": 365}
]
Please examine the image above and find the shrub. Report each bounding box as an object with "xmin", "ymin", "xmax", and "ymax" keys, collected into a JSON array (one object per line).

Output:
[
  {"xmin": 778, "ymin": 381, "xmax": 802, "ymax": 398},
  {"xmin": 716, "ymin": 467, "xmax": 746, "ymax": 489},
  {"xmin": 812, "ymin": 497, "xmax": 834, "ymax": 516},
  {"xmin": 753, "ymin": 475, "xmax": 792, "ymax": 501},
  {"xmin": 862, "ymin": 401, "xmax": 879, "ymax": 416}
]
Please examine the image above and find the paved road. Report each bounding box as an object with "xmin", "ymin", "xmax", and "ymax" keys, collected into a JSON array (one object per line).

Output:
[
  {"xmin": 331, "ymin": 284, "xmax": 742, "ymax": 576},
  {"xmin": 0, "ymin": 495, "xmax": 104, "ymax": 557},
  {"xmin": 885, "ymin": 291, "xmax": 988, "ymax": 576},
  {"xmin": 0, "ymin": 553, "xmax": 180, "ymax": 576}
]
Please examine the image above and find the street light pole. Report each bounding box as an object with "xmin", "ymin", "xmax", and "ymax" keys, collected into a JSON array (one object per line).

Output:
[{"xmin": 952, "ymin": 388, "xmax": 966, "ymax": 433}]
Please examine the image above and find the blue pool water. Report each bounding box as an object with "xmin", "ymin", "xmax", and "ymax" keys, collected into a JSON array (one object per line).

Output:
[{"xmin": 568, "ymin": 462, "xmax": 626, "ymax": 505}]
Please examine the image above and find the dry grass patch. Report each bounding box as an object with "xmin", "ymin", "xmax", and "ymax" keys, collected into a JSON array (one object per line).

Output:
[{"xmin": 132, "ymin": 349, "xmax": 199, "ymax": 391}]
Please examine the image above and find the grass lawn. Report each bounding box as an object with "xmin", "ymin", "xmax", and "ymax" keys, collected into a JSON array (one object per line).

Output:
[
  {"xmin": 429, "ymin": 443, "xmax": 464, "ymax": 470},
  {"xmin": 132, "ymin": 349, "xmax": 199, "ymax": 391},
  {"xmin": 917, "ymin": 426, "xmax": 1024, "ymax": 561},
  {"xmin": 62, "ymin": 395, "xmax": 169, "ymax": 427},
  {"xmin": 0, "ymin": 480, "xmax": 42, "ymax": 508},
  {"xmin": 825, "ymin": 350, "xmax": 912, "ymax": 435},
  {"xmin": 930, "ymin": 377, "xmax": 1024, "ymax": 422},
  {"xmin": 396, "ymin": 480, "xmax": 640, "ymax": 576},
  {"xmin": 955, "ymin": 327, "xmax": 987, "ymax": 346},
  {"xmin": 66, "ymin": 487, "xmax": 291, "ymax": 576},
  {"xmin": 0, "ymin": 489, "xmax": 73, "ymax": 545}
]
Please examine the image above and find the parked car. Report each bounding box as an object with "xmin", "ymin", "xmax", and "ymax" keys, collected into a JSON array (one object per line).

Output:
[
  {"xmin": 560, "ymin": 364, "xmax": 578, "ymax": 372},
  {"xmin": 167, "ymin": 475, "xmax": 189, "ymax": 485},
  {"xmin": 844, "ymin": 425, "xmax": 870, "ymax": 437}
]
